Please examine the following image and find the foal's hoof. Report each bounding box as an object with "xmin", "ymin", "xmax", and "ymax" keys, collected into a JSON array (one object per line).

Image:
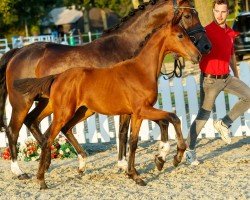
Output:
[
  {"xmin": 173, "ymin": 155, "xmax": 180, "ymax": 167},
  {"xmin": 39, "ymin": 182, "xmax": 48, "ymax": 190},
  {"xmin": 154, "ymin": 155, "xmax": 165, "ymax": 171},
  {"xmin": 77, "ymin": 169, "xmax": 85, "ymax": 176},
  {"xmin": 18, "ymin": 173, "xmax": 30, "ymax": 180},
  {"xmin": 135, "ymin": 178, "xmax": 147, "ymax": 186}
]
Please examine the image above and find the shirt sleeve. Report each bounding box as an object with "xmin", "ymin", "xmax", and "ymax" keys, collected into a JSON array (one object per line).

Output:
[{"xmin": 230, "ymin": 30, "xmax": 240, "ymax": 55}]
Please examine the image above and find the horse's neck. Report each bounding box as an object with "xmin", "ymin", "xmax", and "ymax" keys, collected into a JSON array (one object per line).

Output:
[
  {"xmin": 96, "ymin": 1, "xmax": 172, "ymax": 59},
  {"xmin": 135, "ymin": 31, "xmax": 167, "ymax": 79}
]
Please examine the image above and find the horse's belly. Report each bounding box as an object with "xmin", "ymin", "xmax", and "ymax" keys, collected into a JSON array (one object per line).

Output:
[{"xmin": 84, "ymin": 92, "xmax": 131, "ymax": 115}]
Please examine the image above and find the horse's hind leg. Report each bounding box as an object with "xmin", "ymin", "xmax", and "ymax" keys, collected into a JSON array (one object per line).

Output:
[
  {"xmin": 154, "ymin": 120, "xmax": 170, "ymax": 171},
  {"xmin": 0, "ymin": 79, "xmax": 7, "ymax": 132},
  {"xmin": 37, "ymin": 107, "xmax": 86, "ymax": 189},
  {"xmin": 60, "ymin": 107, "xmax": 95, "ymax": 174},
  {"xmin": 117, "ymin": 114, "xmax": 131, "ymax": 171},
  {"xmin": 7, "ymin": 98, "xmax": 33, "ymax": 179},
  {"xmin": 27, "ymin": 100, "xmax": 93, "ymax": 174},
  {"xmin": 24, "ymin": 98, "xmax": 49, "ymax": 145}
]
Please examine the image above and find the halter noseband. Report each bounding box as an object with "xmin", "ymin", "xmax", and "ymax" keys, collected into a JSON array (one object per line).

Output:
[{"xmin": 173, "ymin": 0, "xmax": 197, "ymax": 15}]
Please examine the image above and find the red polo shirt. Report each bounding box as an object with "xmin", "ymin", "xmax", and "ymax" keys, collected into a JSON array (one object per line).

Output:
[{"xmin": 199, "ymin": 21, "xmax": 239, "ymax": 75}]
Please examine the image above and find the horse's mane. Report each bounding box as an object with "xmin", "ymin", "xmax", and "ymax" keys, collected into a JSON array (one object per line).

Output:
[
  {"xmin": 102, "ymin": 0, "xmax": 191, "ymax": 36},
  {"xmin": 133, "ymin": 25, "xmax": 164, "ymax": 57},
  {"xmin": 102, "ymin": 0, "xmax": 159, "ymax": 36}
]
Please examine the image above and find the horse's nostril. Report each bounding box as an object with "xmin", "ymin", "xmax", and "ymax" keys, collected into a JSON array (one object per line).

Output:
[{"xmin": 204, "ymin": 44, "xmax": 211, "ymax": 51}]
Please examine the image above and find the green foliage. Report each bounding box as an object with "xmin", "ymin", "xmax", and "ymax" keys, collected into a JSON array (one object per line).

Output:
[
  {"xmin": 0, "ymin": 0, "xmax": 133, "ymax": 37},
  {"xmin": 64, "ymin": 0, "xmax": 132, "ymax": 16},
  {"xmin": 30, "ymin": 25, "xmax": 40, "ymax": 36},
  {"xmin": 0, "ymin": 0, "xmax": 63, "ymax": 37}
]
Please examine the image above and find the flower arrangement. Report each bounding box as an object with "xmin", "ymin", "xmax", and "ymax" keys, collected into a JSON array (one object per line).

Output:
[
  {"xmin": 1, "ymin": 136, "xmax": 77, "ymax": 161},
  {"xmin": 18, "ymin": 137, "xmax": 41, "ymax": 162},
  {"xmin": 57, "ymin": 137, "xmax": 77, "ymax": 159},
  {"xmin": 1, "ymin": 147, "xmax": 11, "ymax": 160}
]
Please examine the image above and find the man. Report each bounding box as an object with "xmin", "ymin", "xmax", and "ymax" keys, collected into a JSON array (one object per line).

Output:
[{"xmin": 185, "ymin": 0, "xmax": 250, "ymax": 165}]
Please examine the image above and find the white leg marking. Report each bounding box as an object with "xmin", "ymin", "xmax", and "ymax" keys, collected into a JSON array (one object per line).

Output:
[
  {"xmin": 11, "ymin": 161, "xmax": 24, "ymax": 176},
  {"xmin": 117, "ymin": 157, "xmax": 128, "ymax": 170},
  {"xmin": 78, "ymin": 154, "xmax": 87, "ymax": 172},
  {"xmin": 158, "ymin": 141, "xmax": 171, "ymax": 161}
]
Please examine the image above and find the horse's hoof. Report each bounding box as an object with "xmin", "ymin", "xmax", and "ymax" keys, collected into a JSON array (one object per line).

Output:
[
  {"xmin": 18, "ymin": 173, "xmax": 30, "ymax": 180},
  {"xmin": 39, "ymin": 182, "xmax": 48, "ymax": 190},
  {"xmin": 77, "ymin": 169, "xmax": 85, "ymax": 175},
  {"xmin": 135, "ymin": 178, "xmax": 147, "ymax": 186},
  {"xmin": 173, "ymin": 156, "xmax": 180, "ymax": 167},
  {"xmin": 154, "ymin": 155, "xmax": 165, "ymax": 171}
]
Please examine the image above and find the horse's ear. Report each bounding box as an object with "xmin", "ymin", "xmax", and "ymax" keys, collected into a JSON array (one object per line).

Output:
[{"xmin": 171, "ymin": 13, "xmax": 183, "ymax": 26}]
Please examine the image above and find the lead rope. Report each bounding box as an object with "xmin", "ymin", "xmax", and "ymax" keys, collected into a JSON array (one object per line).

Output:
[{"xmin": 161, "ymin": 57, "xmax": 185, "ymax": 80}]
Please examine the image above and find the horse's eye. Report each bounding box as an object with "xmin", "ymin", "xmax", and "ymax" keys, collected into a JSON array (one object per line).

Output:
[
  {"xmin": 178, "ymin": 34, "xmax": 184, "ymax": 39},
  {"xmin": 184, "ymin": 14, "xmax": 191, "ymax": 19}
]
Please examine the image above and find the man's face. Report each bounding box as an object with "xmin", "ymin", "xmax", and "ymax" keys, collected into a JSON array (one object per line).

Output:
[{"xmin": 213, "ymin": 3, "xmax": 229, "ymax": 25}]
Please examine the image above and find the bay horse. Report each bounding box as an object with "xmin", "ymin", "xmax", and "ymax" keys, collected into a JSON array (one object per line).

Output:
[
  {"xmin": 1, "ymin": 0, "xmax": 211, "ymax": 179},
  {"xmin": 14, "ymin": 17, "xmax": 201, "ymax": 189}
]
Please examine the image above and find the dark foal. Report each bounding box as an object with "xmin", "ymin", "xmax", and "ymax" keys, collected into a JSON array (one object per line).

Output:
[
  {"xmin": 15, "ymin": 18, "xmax": 201, "ymax": 189},
  {"xmin": 1, "ymin": 0, "xmax": 210, "ymax": 179}
]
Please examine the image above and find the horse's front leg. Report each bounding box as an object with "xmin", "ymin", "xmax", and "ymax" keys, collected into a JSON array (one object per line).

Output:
[
  {"xmin": 154, "ymin": 120, "xmax": 170, "ymax": 171},
  {"xmin": 169, "ymin": 114, "xmax": 186, "ymax": 167},
  {"xmin": 127, "ymin": 115, "xmax": 146, "ymax": 186},
  {"xmin": 139, "ymin": 106, "xmax": 186, "ymax": 167},
  {"xmin": 117, "ymin": 114, "xmax": 131, "ymax": 171}
]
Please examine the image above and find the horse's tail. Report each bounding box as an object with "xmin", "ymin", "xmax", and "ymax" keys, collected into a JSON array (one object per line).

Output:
[
  {"xmin": 0, "ymin": 48, "xmax": 20, "ymax": 130},
  {"xmin": 14, "ymin": 75, "xmax": 56, "ymax": 99}
]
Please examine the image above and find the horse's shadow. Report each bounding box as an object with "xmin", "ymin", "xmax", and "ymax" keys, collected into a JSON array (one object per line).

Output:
[
  {"xmin": 199, "ymin": 136, "xmax": 250, "ymax": 162},
  {"xmin": 144, "ymin": 137, "xmax": 250, "ymax": 183}
]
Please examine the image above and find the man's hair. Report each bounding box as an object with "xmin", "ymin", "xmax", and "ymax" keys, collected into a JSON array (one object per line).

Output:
[{"xmin": 213, "ymin": 0, "xmax": 229, "ymax": 8}]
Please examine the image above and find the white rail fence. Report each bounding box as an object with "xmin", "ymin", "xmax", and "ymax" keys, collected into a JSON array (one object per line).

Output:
[
  {"xmin": 11, "ymin": 32, "xmax": 102, "ymax": 48},
  {"xmin": 0, "ymin": 39, "xmax": 10, "ymax": 54},
  {"xmin": 0, "ymin": 32, "xmax": 102, "ymax": 53},
  {"xmin": 0, "ymin": 62, "xmax": 249, "ymax": 147}
]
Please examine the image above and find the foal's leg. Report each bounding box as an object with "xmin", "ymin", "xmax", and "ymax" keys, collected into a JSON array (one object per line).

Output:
[
  {"xmin": 24, "ymin": 98, "xmax": 49, "ymax": 145},
  {"xmin": 154, "ymin": 120, "xmax": 170, "ymax": 171},
  {"xmin": 127, "ymin": 115, "xmax": 145, "ymax": 186},
  {"xmin": 117, "ymin": 114, "xmax": 131, "ymax": 170},
  {"xmin": 60, "ymin": 107, "xmax": 95, "ymax": 174},
  {"xmin": 37, "ymin": 109, "xmax": 75, "ymax": 189},
  {"xmin": 26, "ymin": 100, "xmax": 90, "ymax": 173},
  {"xmin": 139, "ymin": 106, "xmax": 186, "ymax": 167},
  {"xmin": 7, "ymin": 95, "xmax": 33, "ymax": 179}
]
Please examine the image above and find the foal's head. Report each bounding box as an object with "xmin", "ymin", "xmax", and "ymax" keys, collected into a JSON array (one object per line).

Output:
[{"xmin": 162, "ymin": 19, "xmax": 202, "ymax": 64}]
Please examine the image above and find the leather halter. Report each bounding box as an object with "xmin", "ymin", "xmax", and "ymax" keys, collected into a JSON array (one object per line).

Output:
[{"xmin": 161, "ymin": 0, "xmax": 205, "ymax": 80}]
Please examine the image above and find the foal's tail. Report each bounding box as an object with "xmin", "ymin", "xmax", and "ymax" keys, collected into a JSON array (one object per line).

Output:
[
  {"xmin": 0, "ymin": 48, "xmax": 20, "ymax": 130},
  {"xmin": 14, "ymin": 75, "xmax": 56, "ymax": 99}
]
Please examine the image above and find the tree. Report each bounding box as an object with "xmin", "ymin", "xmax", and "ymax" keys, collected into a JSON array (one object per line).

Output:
[
  {"xmin": 63, "ymin": 0, "xmax": 132, "ymax": 32},
  {"xmin": 194, "ymin": 0, "xmax": 213, "ymax": 26},
  {"xmin": 0, "ymin": 0, "xmax": 62, "ymax": 36}
]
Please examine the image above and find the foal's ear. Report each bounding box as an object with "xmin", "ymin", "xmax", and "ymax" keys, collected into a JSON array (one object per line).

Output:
[{"xmin": 171, "ymin": 12, "xmax": 183, "ymax": 26}]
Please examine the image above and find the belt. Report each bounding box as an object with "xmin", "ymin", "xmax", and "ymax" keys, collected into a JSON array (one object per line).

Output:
[{"xmin": 202, "ymin": 73, "xmax": 229, "ymax": 79}]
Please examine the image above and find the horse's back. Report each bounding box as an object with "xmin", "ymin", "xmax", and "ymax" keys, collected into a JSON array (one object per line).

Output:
[{"xmin": 6, "ymin": 42, "xmax": 82, "ymax": 80}]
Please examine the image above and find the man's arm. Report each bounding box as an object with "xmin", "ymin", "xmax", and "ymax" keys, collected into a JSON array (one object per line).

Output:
[{"xmin": 230, "ymin": 53, "xmax": 239, "ymax": 78}]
